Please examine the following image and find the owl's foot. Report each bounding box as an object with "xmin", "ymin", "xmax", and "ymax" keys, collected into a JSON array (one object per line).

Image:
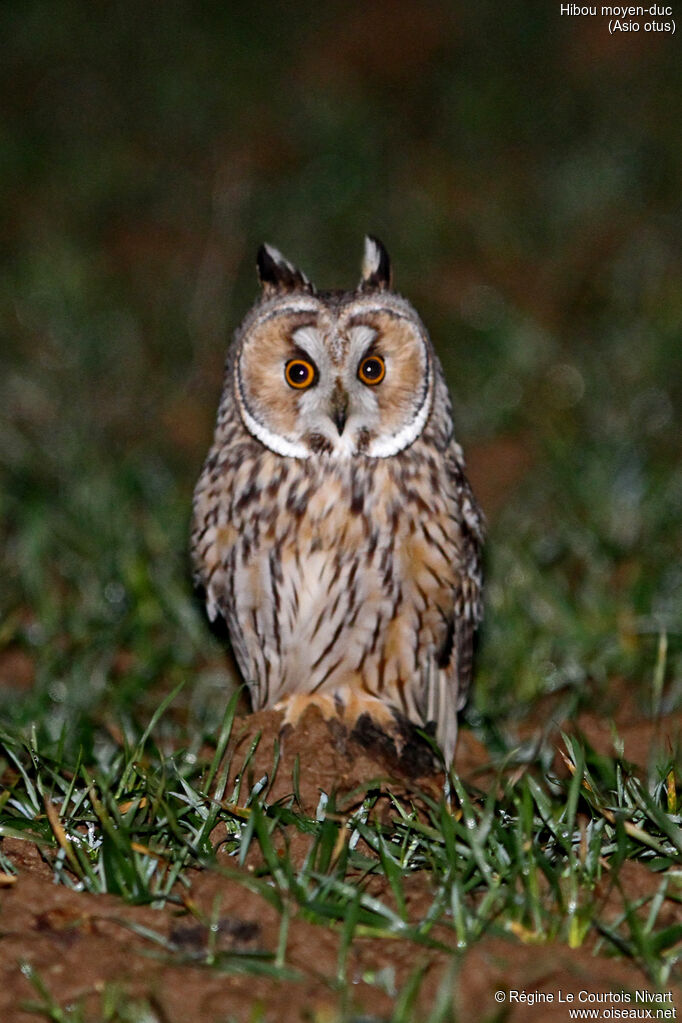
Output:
[
  {"xmin": 274, "ymin": 689, "xmax": 439, "ymax": 777},
  {"xmin": 351, "ymin": 713, "xmax": 439, "ymax": 777},
  {"xmin": 275, "ymin": 688, "xmax": 396, "ymax": 732}
]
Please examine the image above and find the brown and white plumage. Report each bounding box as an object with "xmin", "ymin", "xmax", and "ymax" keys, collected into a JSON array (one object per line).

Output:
[{"xmin": 191, "ymin": 238, "xmax": 484, "ymax": 767}]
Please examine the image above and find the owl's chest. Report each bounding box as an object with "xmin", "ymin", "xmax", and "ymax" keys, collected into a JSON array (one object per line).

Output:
[
  {"xmin": 224, "ymin": 451, "xmax": 459, "ymax": 615},
  {"xmin": 206, "ymin": 449, "xmax": 462, "ymax": 700},
  {"xmin": 227, "ymin": 451, "xmax": 432, "ymax": 552}
]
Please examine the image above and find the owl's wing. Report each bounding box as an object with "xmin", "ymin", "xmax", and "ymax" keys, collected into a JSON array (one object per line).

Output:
[
  {"xmin": 427, "ymin": 448, "xmax": 485, "ymax": 765},
  {"xmin": 454, "ymin": 459, "xmax": 485, "ymax": 712}
]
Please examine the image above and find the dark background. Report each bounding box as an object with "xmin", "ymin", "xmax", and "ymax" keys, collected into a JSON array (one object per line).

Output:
[{"xmin": 1, "ymin": 1, "xmax": 680, "ymax": 744}]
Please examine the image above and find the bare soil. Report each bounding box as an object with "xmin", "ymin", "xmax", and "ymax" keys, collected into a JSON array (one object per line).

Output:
[{"xmin": 2, "ymin": 693, "xmax": 681, "ymax": 1023}]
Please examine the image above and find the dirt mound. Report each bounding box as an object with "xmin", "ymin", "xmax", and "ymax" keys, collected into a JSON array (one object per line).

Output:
[
  {"xmin": 222, "ymin": 704, "xmax": 491, "ymax": 812},
  {"xmin": 2, "ymin": 696, "xmax": 681, "ymax": 1022}
]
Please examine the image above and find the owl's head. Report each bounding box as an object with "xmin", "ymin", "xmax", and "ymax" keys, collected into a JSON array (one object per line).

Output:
[{"xmin": 233, "ymin": 238, "xmax": 435, "ymax": 459}]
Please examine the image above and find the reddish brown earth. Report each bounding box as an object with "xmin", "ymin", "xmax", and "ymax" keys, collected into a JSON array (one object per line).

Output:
[{"xmin": 2, "ymin": 695, "xmax": 682, "ymax": 1023}]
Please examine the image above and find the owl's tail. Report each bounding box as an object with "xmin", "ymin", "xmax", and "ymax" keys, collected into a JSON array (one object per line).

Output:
[{"xmin": 423, "ymin": 660, "xmax": 459, "ymax": 770}]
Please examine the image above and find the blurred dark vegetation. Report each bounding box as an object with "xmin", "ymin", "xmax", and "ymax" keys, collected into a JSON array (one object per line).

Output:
[{"xmin": 0, "ymin": 0, "xmax": 680, "ymax": 749}]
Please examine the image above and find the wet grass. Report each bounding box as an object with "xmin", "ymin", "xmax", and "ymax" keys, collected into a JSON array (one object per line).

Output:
[{"xmin": 2, "ymin": 692, "xmax": 682, "ymax": 1017}]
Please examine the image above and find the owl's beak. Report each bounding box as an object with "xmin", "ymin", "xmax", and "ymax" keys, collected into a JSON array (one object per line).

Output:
[{"xmin": 330, "ymin": 384, "xmax": 348, "ymax": 436}]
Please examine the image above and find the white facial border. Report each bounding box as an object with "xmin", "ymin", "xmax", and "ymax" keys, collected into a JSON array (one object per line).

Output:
[
  {"xmin": 348, "ymin": 304, "xmax": 433, "ymax": 459},
  {"xmin": 235, "ymin": 299, "xmax": 433, "ymax": 460},
  {"xmin": 234, "ymin": 391, "xmax": 312, "ymax": 458}
]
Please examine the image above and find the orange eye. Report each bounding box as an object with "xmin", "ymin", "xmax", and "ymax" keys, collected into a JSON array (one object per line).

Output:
[
  {"xmin": 285, "ymin": 358, "xmax": 317, "ymax": 389},
  {"xmin": 358, "ymin": 355, "xmax": 385, "ymax": 386}
]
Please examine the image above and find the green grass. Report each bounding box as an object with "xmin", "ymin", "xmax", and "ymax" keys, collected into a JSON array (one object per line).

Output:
[{"xmin": 2, "ymin": 696, "xmax": 682, "ymax": 1008}]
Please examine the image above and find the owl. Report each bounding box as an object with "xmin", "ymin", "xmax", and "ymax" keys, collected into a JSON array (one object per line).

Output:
[{"xmin": 191, "ymin": 237, "xmax": 484, "ymax": 768}]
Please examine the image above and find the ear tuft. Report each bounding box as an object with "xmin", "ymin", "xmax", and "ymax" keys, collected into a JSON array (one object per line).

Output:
[
  {"xmin": 257, "ymin": 244, "xmax": 313, "ymax": 295},
  {"xmin": 359, "ymin": 235, "xmax": 392, "ymax": 291}
]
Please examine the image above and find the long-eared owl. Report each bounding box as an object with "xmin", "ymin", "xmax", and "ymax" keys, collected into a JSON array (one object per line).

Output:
[{"xmin": 191, "ymin": 238, "xmax": 484, "ymax": 767}]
